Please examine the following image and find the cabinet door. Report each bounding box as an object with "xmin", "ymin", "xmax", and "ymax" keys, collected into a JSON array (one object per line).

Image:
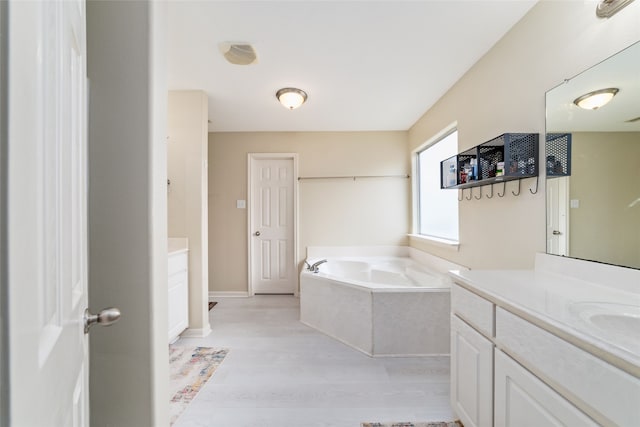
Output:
[
  {"xmin": 451, "ymin": 315, "xmax": 493, "ymax": 427},
  {"xmin": 494, "ymin": 349, "xmax": 599, "ymax": 427},
  {"xmin": 168, "ymin": 269, "xmax": 189, "ymax": 342}
]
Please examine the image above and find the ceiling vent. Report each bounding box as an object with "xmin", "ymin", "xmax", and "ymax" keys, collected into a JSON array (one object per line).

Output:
[{"xmin": 218, "ymin": 42, "xmax": 257, "ymax": 65}]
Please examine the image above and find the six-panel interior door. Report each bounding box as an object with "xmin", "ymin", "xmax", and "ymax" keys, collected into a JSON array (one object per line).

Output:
[
  {"xmin": 250, "ymin": 157, "xmax": 296, "ymax": 294},
  {"xmin": 546, "ymin": 177, "xmax": 569, "ymax": 256},
  {"xmin": 7, "ymin": 0, "xmax": 90, "ymax": 425}
]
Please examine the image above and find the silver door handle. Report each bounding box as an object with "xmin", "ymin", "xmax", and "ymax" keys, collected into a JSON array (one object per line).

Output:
[
  {"xmin": 84, "ymin": 307, "xmax": 121, "ymax": 333},
  {"xmin": 254, "ymin": 231, "xmax": 261, "ymax": 236},
  {"xmin": 552, "ymin": 230, "xmax": 562, "ymax": 235}
]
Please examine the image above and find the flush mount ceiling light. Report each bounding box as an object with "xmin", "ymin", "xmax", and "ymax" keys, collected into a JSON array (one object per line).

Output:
[
  {"xmin": 596, "ymin": 0, "xmax": 635, "ymax": 18},
  {"xmin": 573, "ymin": 88, "xmax": 619, "ymax": 110},
  {"xmin": 276, "ymin": 88, "xmax": 308, "ymax": 110}
]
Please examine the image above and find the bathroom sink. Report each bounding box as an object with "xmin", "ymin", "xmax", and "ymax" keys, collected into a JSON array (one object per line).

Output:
[
  {"xmin": 569, "ymin": 302, "xmax": 640, "ymax": 343},
  {"xmin": 589, "ymin": 313, "xmax": 640, "ymax": 338}
]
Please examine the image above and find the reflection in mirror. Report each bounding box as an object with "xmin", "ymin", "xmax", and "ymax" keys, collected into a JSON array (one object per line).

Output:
[{"xmin": 546, "ymin": 41, "xmax": 640, "ymax": 270}]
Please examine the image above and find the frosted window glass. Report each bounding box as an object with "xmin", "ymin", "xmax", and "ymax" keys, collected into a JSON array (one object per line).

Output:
[{"xmin": 417, "ymin": 131, "xmax": 459, "ymax": 241}]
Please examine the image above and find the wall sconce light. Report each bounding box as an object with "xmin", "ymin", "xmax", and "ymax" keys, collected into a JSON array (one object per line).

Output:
[
  {"xmin": 276, "ymin": 88, "xmax": 308, "ymax": 110},
  {"xmin": 573, "ymin": 88, "xmax": 619, "ymax": 110}
]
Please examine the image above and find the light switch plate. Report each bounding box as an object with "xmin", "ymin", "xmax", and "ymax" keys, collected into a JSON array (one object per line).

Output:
[
  {"xmin": 570, "ymin": 199, "xmax": 580, "ymax": 209},
  {"xmin": 236, "ymin": 200, "xmax": 246, "ymax": 209}
]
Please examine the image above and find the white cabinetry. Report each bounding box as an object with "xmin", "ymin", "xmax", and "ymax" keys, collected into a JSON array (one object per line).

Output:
[
  {"xmin": 451, "ymin": 275, "xmax": 640, "ymax": 427},
  {"xmin": 168, "ymin": 251, "xmax": 189, "ymax": 343},
  {"xmin": 496, "ymin": 307, "xmax": 640, "ymax": 426},
  {"xmin": 450, "ymin": 284, "xmax": 494, "ymax": 427},
  {"xmin": 494, "ymin": 349, "xmax": 598, "ymax": 427}
]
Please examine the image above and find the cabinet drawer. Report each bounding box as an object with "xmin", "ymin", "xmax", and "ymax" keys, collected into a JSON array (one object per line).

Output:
[
  {"xmin": 452, "ymin": 283, "xmax": 494, "ymax": 338},
  {"xmin": 168, "ymin": 269, "xmax": 188, "ymax": 290},
  {"xmin": 496, "ymin": 307, "xmax": 640, "ymax": 426},
  {"xmin": 495, "ymin": 349, "xmax": 599, "ymax": 427},
  {"xmin": 168, "ymin": 252, "xmax": 188, "ymax": 276}
]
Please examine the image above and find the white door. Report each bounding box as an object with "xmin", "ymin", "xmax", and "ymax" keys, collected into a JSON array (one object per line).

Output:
[
  {"xmin": 546, "ymin": 177, "xmax": 569, "ymax": 256},
  {"xmin": 7, "ymin": 1, "xmax": 92, "ymax": 424},
  {"xmin": 249, "ymin": 154, "xmax": 297, "ymax": 294}
]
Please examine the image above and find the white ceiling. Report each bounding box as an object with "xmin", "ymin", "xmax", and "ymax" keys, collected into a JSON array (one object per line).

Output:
[{"xmin": 167, "ymin": 1, "xmax": 538, "ymax": 132}]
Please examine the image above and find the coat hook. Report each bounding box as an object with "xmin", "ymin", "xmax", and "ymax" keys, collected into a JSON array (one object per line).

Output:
[
  {"xmin": 486, "ymin": 184, "xmax": 494, "ymax": 199},
  {"xmin": 474, "ymin": 186, "xmax": 482, "ymax": 200},
  {"xmin": 465, "ymin": 188, "xmax": 472, "ymax": 201},
  {"xmin": 458, "ymin": 189, "xmax": 463, "ymax": 202},
  {"xmin": 529, "ymin": 176, "xmax": 539, "ymax": 194},
  {"xmin": 497, "ymin": 182, "xmax": 506, "ymax": 197},
  {"xmin": 512, "ymin": 179, "xmax": 521, "ymax": 196}
]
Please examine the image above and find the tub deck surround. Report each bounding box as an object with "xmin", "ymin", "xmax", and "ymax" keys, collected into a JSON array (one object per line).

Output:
[
  {"xmin": 449, "ymin": 253, "xmax": 640, "ymax": 376},
  {"xmin": 300, "ymin": 246, "xmax": 467, "ymax": 357}
]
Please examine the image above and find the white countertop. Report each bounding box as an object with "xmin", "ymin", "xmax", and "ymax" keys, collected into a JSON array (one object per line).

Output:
[
  {"xmin": 450, "ymin": 254, "xmax": 640, "ymax": 377},
  {"xmin": 168, "ymin": 237, "xmax": 188, "ymax": 255}
]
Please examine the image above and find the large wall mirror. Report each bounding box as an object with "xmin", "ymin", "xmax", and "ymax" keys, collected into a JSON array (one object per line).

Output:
[{"xmin": 545, "ymin": 41, "xmax": 639, "ymax": 270}]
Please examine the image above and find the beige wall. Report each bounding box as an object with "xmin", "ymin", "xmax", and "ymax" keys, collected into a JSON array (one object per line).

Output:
[
  {"xmin": 168, "ymin": 90, "xmax": 210, "ymax": 335},
  {"xmin": 207, "ymin": 2, "xmax": 640, "ymax": 288},
  {"xmin": 408, "ymin": 1, "xmax": 640, "ymax": 269},
  {"xmin": 208, "ymin": 132, "xmax": 409, "ymax": 293},
  {"xmin": 569, "ymin": 132, "xmax": 640, "ymax": 269}
]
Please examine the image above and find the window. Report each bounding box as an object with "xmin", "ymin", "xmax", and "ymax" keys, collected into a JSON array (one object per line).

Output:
[{"xmin": 415, "ymin": 129, "xmax": 459, "ymax": 242}]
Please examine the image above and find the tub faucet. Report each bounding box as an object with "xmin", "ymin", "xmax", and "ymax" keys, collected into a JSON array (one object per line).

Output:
[{"xmin": 305, "ymin": 259, "xmax": 327, "ymax": 273}]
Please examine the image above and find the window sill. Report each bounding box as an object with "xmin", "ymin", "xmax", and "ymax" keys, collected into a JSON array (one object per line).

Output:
[{"xmin": 408, "ymin": 234, "xmax": 459, "ymax": 251}]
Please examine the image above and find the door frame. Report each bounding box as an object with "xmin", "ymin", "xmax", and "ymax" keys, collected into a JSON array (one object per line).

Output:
[
  {"xmin": 247, "ymin": 153, "xmax": 299, "ymax": 296},
  {"xmin": 0, "ymin": 0, "xmax": 8, "ymax": 424}
]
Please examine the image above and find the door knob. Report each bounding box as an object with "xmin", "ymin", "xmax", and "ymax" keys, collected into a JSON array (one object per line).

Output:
[
  {"xmin": 552, "ymin": 230, "xmax": 562, "ymax": 235},
  {"xmin": 84, "ymin": 307, "xmax": 121, "ymax": 333},
  {"xmin": 254, "ymin": 231, "xmax": 261, "ymax": 236}
]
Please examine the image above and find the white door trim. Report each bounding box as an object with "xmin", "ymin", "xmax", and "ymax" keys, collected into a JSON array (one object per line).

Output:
[{"xmin": 247, "ymin": 153, "xmax": 299, "ymax": 296}]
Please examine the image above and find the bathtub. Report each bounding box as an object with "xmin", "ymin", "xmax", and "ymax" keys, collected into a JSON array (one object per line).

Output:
[{"xmin": 300, "ymin": 246, "xmax": 467, "ymax": 357}]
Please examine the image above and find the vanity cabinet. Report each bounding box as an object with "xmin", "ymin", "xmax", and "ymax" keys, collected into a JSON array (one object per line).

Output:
[
  {"xmin": 494, "ymin": 349, "xmax": 598, "ymax": 426},
  {"xmin": 450, "ymin": 269, "xmax": 640, "ymax": 427},
  {"xmin": 450, "ymin": 284, "xmax": 494, "ymax": 427},
  {"xmin": 168, "ymin": 250, "xmax": 189, "ymax": 343}
]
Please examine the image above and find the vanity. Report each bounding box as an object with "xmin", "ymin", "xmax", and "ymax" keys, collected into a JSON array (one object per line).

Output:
[
  {"xmin": 447, "ymin": 36, "xmax": 640, "ymax": 426},
  {"xmin": 450, "ymin": 253, "xmax": 640, "ymax": 427},
  {"xmin": 168, "ymin": 238, "xmax": 189, "ymax": 343}
]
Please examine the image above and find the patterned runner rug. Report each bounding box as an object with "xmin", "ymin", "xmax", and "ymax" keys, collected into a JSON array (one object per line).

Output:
[
  {"xmin": 169, "ymin": 346, "xmax": 228, "ymax": 425},
  {"xmin": 362, "ymin": 422, "xmax": 463, "ymax": 427}
]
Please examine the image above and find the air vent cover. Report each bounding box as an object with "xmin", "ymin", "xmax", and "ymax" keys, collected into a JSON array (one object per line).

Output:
[{"xmin": 218, "ymin": 42, "xmax": 257, "ymax": 65}]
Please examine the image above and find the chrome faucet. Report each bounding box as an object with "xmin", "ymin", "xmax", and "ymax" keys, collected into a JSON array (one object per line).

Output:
[{"xmin": 304, "ymin": 259, "xmax": 327, "ymax": 273}]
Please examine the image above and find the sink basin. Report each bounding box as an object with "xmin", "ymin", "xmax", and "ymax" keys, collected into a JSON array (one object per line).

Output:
[
  {"xmin": 569, "ymin": 302, "xmax": 640, "ymax": 343},
  {"xmin": 589, "ymin": 314, "xmax": 640, "ymax": 338}
]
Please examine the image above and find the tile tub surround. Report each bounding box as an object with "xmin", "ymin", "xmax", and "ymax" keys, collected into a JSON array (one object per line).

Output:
[
  {"xmin": 171, "ymin": 296, "xmax": 455, "ymax": 427},
  {"xmin": 301, "ymin": 247, "xmax": 467, "ymax": 357}
]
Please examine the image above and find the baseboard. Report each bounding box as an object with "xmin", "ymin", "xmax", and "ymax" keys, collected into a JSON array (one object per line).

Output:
[
  {"xmin": 209, "ymin": 291, "xmax": 249, "ymax": 299},
  {"xmin": 180, "ymin": 326, "xmax": 212, "ymax": 338}
]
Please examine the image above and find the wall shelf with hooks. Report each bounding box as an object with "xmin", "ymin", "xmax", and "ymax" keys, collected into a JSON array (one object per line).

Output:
[
  {"xmin": 441, "ymin": 133, "xmax": 539, "ymax": 192},
  {"xmin": 545, "ymin": 133, "xmax": 571, "ymax": 178}
]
